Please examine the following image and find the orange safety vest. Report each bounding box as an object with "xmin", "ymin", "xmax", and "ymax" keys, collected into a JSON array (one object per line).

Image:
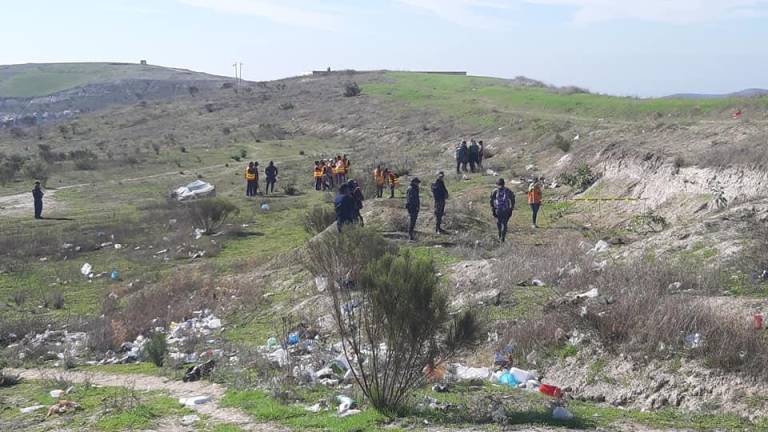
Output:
[
  {"xmin": 335, "ymin": 161, "xmax": 344, "ymax": 174},
  {"xmin": 313, "ymin": 166, "xmax": 323, "ymax": 178},
  {"xmin": 387, "ymin": 173, "xmax": 398, "ymax": 186},
  {"xmin": 245, "ymin": 168, "xmax": 256, "ymax": 181},
  {"xmin": 527, "ymin": 184, "xmax": 542, "ymax": 204},
  {"xmin": 373, "ymin": 169, "xmax": 385, "ymax": 186}
]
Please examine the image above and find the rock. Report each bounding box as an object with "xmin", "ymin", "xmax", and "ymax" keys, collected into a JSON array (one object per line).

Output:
[
  {"xmin": 181, "ymin": 414, "xmax": 199, "ymax": 426},
  {"xmin": 179, "ymin": 395, "xmax": 211, "ymax": 407}
]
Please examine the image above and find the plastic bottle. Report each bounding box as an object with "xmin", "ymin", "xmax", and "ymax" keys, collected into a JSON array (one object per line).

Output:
[
  {"xmin": 287, "ymin": 333, "xmax": 300, "ymax": 345},
  {"xmin": 539, "ymin": 383, "xmax": 563, "ymax": 398}
]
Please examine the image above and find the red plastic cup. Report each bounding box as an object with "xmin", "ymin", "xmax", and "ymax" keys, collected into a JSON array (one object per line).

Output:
[
  {"xmin": 539, "ymin": 383, "xmax": 563, "ymax": 398},
  {"xmin": 754, "ymin": 314, "xmax": 764, "ymax": 330}
]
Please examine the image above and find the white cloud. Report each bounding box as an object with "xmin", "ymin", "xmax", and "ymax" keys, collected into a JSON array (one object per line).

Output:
[
  {"xmin": 526, "ymin": 0, "xmax": 768, "ymax": 24},
  {"xmin": 177, "ymin": 0, "xmax": 340, "ymax": 30},
  {"xmin": 397, "ymin": 0, "xmax": 768, "ymax": 25}
]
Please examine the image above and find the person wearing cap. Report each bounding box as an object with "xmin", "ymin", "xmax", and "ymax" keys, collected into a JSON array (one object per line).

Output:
[
  {"xmin": 32, "ymin": 181, "xmax": 44, "ymax": 219},
  {"xmin": 490, "ymin": 178, "xmax": 515, "ymax": 242},
  {"xmin": 406, "ymin": 177, "xmax": 421, "ymax": 241},
  {"xmin": 431, "ymin": 172, "xmax": 449, "ymax": 234}
]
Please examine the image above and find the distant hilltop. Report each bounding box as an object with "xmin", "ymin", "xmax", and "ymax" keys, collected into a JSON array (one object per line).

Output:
[{"xmin": 665, "ymin": 88, "xmax": 768, "ymax": 99}]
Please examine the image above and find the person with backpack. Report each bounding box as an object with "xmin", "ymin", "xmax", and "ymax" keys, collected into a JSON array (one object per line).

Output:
[
  {"xmin": 373, "ymin": 165, "xmax": 385, "ymax": 198},
  {"xmin": 313, "ymin": 161, "xmax": 323, "ymax": 191},
  {"xmin": 334, "ymin": 183, "xmax": 356, "ymax": 232},
  {"xmin": 244, "ymin": 161, "xmax": 257, "ymax": 196},
  {"xmin": 528, "ymin": 178, "xmax": 543, "ymax": 228},
  {"xmin": 406, "ymin": 177, "xmax": 421, "ymax": 241},
  {"xmin": 468, "ymin": 139, "xmax": 479, "ymax": 172},
  {"xmin": 431, "ymin": 172, "xmax": 449, "ymax": 234},
  {"xmin": 490, "ymin": 178, "xmax": 515, "ymax": 243},
  {"xmin": 455, "ymin": 141, "xmax": 468, "ymax": 174},
  {"xmin": 348, "ymin": 179, "xmax": 365, "ymax": 226},
  {"xmin": 265, "ymin": 161, "xmax": 278, "ymax": 195}
]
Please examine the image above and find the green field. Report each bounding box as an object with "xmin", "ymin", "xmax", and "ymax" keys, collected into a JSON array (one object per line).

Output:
[
  {"xmin": 364, "ymin": 72, "xmax": 768, "ymax": 124},
  {"xmin": 0, "ymin": 62, "xmax": 225, "ymax": 97}
]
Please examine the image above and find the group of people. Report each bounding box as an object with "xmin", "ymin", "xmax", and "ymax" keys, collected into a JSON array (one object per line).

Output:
[
  {"xmin": 455, "ymin": 139, "xmax": 485, "ymax": 174},
  {"xmin": 244, "ymin": 161, "xmax": 279, "ymax": 196},
  {"xmin": 372, "ymin": 165, "xmax": 399, "ymax": 199},
  {"xmin": 334, "ymin": 178, "xmax": 365, "ymax": 230},
  {"xmin": 313, "ymin": 155, "xmax": 351, "ymax": 192}
]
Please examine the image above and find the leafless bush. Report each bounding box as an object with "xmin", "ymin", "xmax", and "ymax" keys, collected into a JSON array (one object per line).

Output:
[
  {"xmin": 303, "ymin": 206, "xmax": 336, "ymax": 234},
  {"xmin": 11, "ymin": 290, "xmax": 27, "ymax": 306},
  {"xmin": 187, "ymin": 198, "xmax": 240, "ymax": 235},
  {"xmin": 0, "ymin": 316, "xmax": 48, "ymax": 347}
]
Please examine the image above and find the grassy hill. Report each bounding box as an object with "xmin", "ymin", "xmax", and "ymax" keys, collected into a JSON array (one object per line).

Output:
[{"xmin": 0, "ymin": 62, "xmax": 229, "ymax": 98}]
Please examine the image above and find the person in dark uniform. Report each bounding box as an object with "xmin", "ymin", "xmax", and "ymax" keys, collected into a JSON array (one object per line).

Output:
[
  {"xmin": 265, "ymin": 161, "xmax": 278, "ymax": 194},
  {"xmin": 431, "ymin": 172, "xmax": 449, "ymax": 234},
  {"xmin": 406, "ymin": 177, "xmax": 421, "ymax": 241},
  {"xmin": 32, "ymin": 181, "xmax": 44, "ymax": 219}
]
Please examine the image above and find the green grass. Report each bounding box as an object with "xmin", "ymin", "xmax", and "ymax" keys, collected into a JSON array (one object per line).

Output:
[
  {"xmin": 0, "ymin": 62, "xmax": 223, "ymax": 97},
  {"xmin": 365, "ymin": 72, "xmax": 768, "ymax": 124},
  {"xmin": 75, "ymin": 362, "xmax": 168, "ymax": 377},
  {"xmin": 0, "ymin": 379, "xmax": 189, "ymax": 431},
  {"xmin": 221, "ymin": 389, "xmax": 387, "ymax": 431}
]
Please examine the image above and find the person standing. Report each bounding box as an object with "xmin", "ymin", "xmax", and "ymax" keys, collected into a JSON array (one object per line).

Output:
[
  {"xmin": 373, "ymin": 165, "xmax": 385, "ymax": 198},
  {"xmin": 343, "ymin": 154, "xmax": 351, "ymax": 179},
  {"xmin": 334, "ymin": 183, "xmax": 356, "ymax": 232},
  {"xmin": 252, "ymin": 161, "xmax": 260, "ymax": 195},
  {"xmin": 406, "ymin": 177, "xmax": 421, "ymax": 241},
  {"xmin": 528, "ymin": 178, "xmax": 543, "ymax": 228},
  {"xmin": 468, "ymin": 139, "xmax": 479, "ymax": 173},
  {"xmin": 265, "ymin": 161, "xmax": 278, "ymax": 195},
  {"xmin": 477, "ymin": 140, "xmax": 485, "ymax": 169},
  {"xmin": 313, "ymin": 161, "xmax": 323, "ymax": 191},
  {"xmin": 323, "ymin": 160, "xmax": 334, "ymax": 190},
  {"xmin": 431, "ymin": 172, "xmax": 449, "ymax": 234},
  {"xmin": 490, "ymin": 178, "xmax": 515, "ymax": 243},
  {"xmin": 334, "ymin": 156, "xmax": 345, "ymax": 185},
  {"xmin": 348, "ymin": 179, "xmax": 365, "ymax": 226},
  {"xmin": 32, "ymin": 181, "xmax": 44, "ymax": 219},
  {"xmin": 385, "ymin": 168, "xmax": 398, "ymax": 198},
  {"xmin": 455, "ymin": 141, "xmax": 468, "ymax": 174},
  {"xmin": 244, "ymin": 162, "xmax": 257, "ymax": 196}
]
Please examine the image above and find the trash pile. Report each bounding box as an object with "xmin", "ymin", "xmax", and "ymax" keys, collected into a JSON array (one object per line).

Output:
[{"xmin": 5, "ymin": 328, "xmax": 90, "ymax": 365}]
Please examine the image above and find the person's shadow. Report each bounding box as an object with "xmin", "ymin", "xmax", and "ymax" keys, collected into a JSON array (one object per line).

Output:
[{"xmin": 38, "ymin": 216, "xmax": 75, "ymax": 221}]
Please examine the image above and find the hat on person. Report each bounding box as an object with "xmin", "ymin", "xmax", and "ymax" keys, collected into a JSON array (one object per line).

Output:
[
  {"xmin": 436, "ymin": 171, "xmax": 444, "ymax": 178},
  {"xmin": 496, "ymin": 178, "xmax": 505, "ymax": 186},
  {"xmin": 411, "ymin": 177, "xmax": 421, "ymax": 184}
]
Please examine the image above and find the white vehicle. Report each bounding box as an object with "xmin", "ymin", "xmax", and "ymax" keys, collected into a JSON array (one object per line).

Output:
[{"xmin": 171, "ymin": 180, "xmax": 216, "ymax": 201}]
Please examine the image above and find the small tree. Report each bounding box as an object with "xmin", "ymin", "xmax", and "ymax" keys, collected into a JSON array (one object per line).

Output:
[
  {"xmin": 144, "ymin": 332, "xmax": 167, "ymax": 367},
  {"xmin": 307, "ymin": 228, "xmax": 480, "ymax": 415},
  {"xmin": 188, "ymin": 198, "xmax": 239, "ymax": 234},
  {"xmin": 22, "ymin": 159, "xmax": 48, "ymax": 185}
]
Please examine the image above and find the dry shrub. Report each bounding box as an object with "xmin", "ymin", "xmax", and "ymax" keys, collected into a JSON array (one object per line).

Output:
[
  {"xmin": 303, "ymin": 206, "xmax": 336, "ymax": 235},
  {"xmin": 0, "ymin": 316, "xmax": 48, "ymax": 347}
]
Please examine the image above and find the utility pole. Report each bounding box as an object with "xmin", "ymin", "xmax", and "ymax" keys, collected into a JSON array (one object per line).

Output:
[
  {"xmin": 232, "ymin": 63, "xmax": 238, "ymax": 88},
  {"xmin": 238, "ymin": 62, "xmax": 244, "ymax": 85}
]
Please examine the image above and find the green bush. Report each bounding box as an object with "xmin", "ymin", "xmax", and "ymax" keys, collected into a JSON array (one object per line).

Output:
[
  {"xmin": 21, "ymin": 159, "xmax": 49, "ymax": 185},
  {"xmin": 144, "ymin": 333, "xmax": 168, "ymax": 367},
  {"xmin": 343, "ymin": 81, "xmax": 361, "ymax": 97},
  {"xmin": 303, "ymin": 206, "xmax": 336, "ymax": 234},
  {"xmin": 558, "ymin": 163, "xmax": 597, "ymax": 192},
  {"xmin": 188, "ymin": 198, "xmax": 240, "ymax": 235}
]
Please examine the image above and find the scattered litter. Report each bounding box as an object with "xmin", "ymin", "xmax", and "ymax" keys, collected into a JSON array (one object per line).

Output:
[
  {"xmin": 80, "ymin": 263, "xmax": 93, "ymax": 279},
  {"xmin": 314, "ymin": 276, "xmax": 328, "ymax": 292},
  {"xmin": 486, "ymin": 169, "xmax": 499, "ymax": 176},
  {"xmin": 539, "ymin": 383, "xmax": 563, "ymax": 398},
  {"xmin": 754, "ymin": 314, "xmax": 764, "ymax": 330},
  {"xmin": 336, "ymin": 395, "xmax": 357, "ymax": 414},
  {"xmin": 575, "ymin": 287, "xmax": 599, "ymax": 299},
  {"xmin": 49, "ymin": 389, "xmax": 65, "ymax": 398},
  {"xmin": 455, "ymin": 364, "xmax": 491, "ymax": 381},
  {"xmin": 432, "ymin": 384, "xmax": 449, "ymax": 393},
  {"xmin": 685, "ymin": 333, "xmax": 704, "ymax": 349},
  {"xmin": 668, "ymin": 282, "xmax": 682, "ymax": 291},
  {"xmin": 267, "ymin": 348, "xmax": 289, "ymax": 367},
  {"xmin": 181, "ymin": 414, "xmax": 199, "ymax": 426},
  {"xmin": 498, "ymin": 371, "xmax": 518, "ymax": 387},
  {"xmin": 288, "ymin": 333, "xmax": 300, "ymax": 345},
  {"xmin": 526, "ymin": 164, "xmax": 535, "ymax": 171},
  {"xmin": 179, "ymin": 395, "xmax": 211, "ymax": 407},
  {"xmin": 531, "ymin": 278, "xmax": 546, "ymax": 287},
  {"xmin": 552, "ymin": 406, "xmax": 574, "ymax": 420},
  {"xmin": 47, "ymin": 400, "xmax": 80, "ymax": 417},
  {"xmin": 183, "ymin": 359, "xmax": 216, "ymax": 382},
  {"xmin": 171, "ymin": 180, "xmax": 215, "ymax": 201},
  {"xmin": 266, "ymin": 336, "xmax": 279, "ymax": 349},
  {"xmin": 261, "ymin": 203, "xmax": 270, "ymax": 211},
  {"xmin": 588, "ymin": 240, "xmax": 610, "ymax": 254},
  {"xmin": 114, "ymin": 243, "xmax": 122, "ymax": 250},
  {"xmin": 305, "ymin": 401, "xmax": 329, "ymax": 412},
  {"xmin": 20, "ymin": 405, "xmax": 46, "ymax": 414},
  {"xmin": 194, "ymin": 228, "xmax": 205, "ymax": 240},
  {"xmin": 509, "ymin": 367, "xmax": 538, "ymax": 384},
  {"xmin": 110, "ymin": 270, "xmax": 120, "ymax": 281}
]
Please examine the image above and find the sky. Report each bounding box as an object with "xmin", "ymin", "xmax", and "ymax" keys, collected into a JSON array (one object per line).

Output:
[{"xmin": 2, "ymin": 0, "xmax": 768, "ymax": 96}]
